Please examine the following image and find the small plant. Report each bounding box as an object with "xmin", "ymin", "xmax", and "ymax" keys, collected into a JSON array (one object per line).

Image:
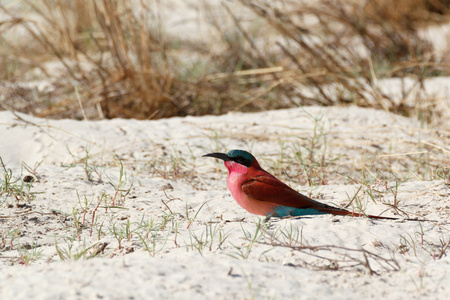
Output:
[
  {"xmin": 90, "ymin": 195, "xmax": 104, "ymax": 237},
  {"xmin": 55, "ymin": 237, "xmax": 87, "ymax": 261},
  {"xmin": 64, "ymin": 146, "xmax": 102, "ymax": 182},
  {"xmin": 398, "ymin": 234, "xmax": 416, "ymax": 255},
  {"xmin": 1, "ymin": 227, "xmax": 22, "ymax": 251},
  {"xmin": 186, "ymin": 202, "xmax": 207, "ymax": 229},
  {"xmin": 263, "ymin": 113, "xmax": 341, "ymax": 187},
  {"xmin": 185, "ymin": 222, "xmax": 229, "ymax": 254},
  {"xmin": 278, "ymin": 223, "xmax": 304, "ymax": 248},
  {"xmin": 438, "ymin": 239, "xmax": 450, "ymax": 260},
  {"xmin": 0, "ymin": 157, "xmax": 36, "ymax": 207},
  {"xmin": 436, "ymin": 167, "xmax": 450, "ymax": 186},
  {"xmin": 111, "ymin": 222, "xmax": 126, "ymax": 250},
  {"xmin": 230, "ymin": 219, "xmax": 269, "ymax": 260},
  {"xmin": 186, "ymin": 227, "xmax": 208, "ymax": 254},
  {"xmin": 22, "ymin": 160, "xmax": 43, "ymax": 182},
  {"xmin": 18, "ymin": 242, "xmax": 43, "ymax": 265},
  {"xmin": 106, "ymin": 160, "xmax": 132, "ymax": 206},
  {"xmin": 139, "ymin": 231, "xmax": 169, "ymax": 257}
]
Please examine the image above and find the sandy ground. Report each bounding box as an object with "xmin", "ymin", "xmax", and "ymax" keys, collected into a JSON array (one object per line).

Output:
[{"xmin": 1, "ymin": 99, "xmax": 449, "ymax": 299}]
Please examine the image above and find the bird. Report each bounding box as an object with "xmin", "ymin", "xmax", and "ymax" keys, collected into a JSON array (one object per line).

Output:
[{"xmin": 203, "ymin": 149, "xmax": 397, "ymax": 219}]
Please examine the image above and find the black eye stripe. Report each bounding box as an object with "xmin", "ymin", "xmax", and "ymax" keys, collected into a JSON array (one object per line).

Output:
[{"xmin": 233, "ymin": 157, "xmax": 252, "ymax": 167}]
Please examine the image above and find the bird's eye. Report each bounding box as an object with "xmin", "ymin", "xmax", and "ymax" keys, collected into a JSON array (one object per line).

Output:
[{"xmin": 234, "ymin": 157, "xmax": 250, "ymax": 167}]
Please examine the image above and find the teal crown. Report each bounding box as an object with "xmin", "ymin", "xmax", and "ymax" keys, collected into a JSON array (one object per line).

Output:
[{"xmin": 227, "ymin": 150, "xmax": 255, "ymax": 167}]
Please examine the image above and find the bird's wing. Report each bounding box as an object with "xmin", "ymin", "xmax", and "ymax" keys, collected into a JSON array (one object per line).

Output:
[{"xmin": 241, "ymin": 174, "xmax": 332, "ymax": 209}]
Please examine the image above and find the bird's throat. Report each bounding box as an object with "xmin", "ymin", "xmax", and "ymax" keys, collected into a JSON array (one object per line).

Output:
[
  {"xmin": 224, "ymin": 161, "xmax": 248, "ymax": 175},
  {"xmin": 225, "ymin": 161, "xmax": 249, "ymax": 203}
]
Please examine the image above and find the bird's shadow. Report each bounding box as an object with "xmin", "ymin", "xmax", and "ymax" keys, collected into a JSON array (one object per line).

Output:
[{"xmin": 264, "ymin": 215, "xmax": 316, "ymax": 223}]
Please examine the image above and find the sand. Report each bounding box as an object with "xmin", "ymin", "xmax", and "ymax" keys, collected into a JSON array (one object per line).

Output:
[{"xmin": 1, "ymin": 96, "xmax": 449, "ymax": 299}]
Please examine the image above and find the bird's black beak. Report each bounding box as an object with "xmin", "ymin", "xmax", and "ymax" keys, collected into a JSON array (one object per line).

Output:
[{"xmin": 202, "ymin": 152, "xmax": 231, "ymax": 161}]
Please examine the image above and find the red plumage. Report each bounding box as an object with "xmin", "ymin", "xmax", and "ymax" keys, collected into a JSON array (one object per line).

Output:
[{"xmin": 205, "ymin": 150, "xmax": 398, "ymax": 219}]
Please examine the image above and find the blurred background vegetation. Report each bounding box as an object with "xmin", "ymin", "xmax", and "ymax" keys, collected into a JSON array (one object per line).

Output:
[{"xmin": 0, "ymin": 0, "xmax": 449, "ymax": 120}]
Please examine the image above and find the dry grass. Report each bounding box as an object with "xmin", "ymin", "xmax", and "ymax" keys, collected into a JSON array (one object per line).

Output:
[
  {"xmin": 238, "ymin": 1, "xmax": 449, "ymax": 111},
  {"xmin": 0, "ymin": 0, "xmax": 449, "ymax": 120}
]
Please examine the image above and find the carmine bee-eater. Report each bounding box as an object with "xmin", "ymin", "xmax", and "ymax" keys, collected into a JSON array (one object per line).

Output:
[{"xmin": 204, "ymin": 149, "xmax": 396, "ymax": 219}]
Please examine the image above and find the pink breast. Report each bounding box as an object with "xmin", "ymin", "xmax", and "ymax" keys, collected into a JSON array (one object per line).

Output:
[{"xmin": 225, "ymin": 161, "xmax": 276, "ymax": 216}]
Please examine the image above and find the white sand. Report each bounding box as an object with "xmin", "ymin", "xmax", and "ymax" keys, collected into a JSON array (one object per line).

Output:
[{"xmin": 1, "ymin": 96, "xmax": 449, "ymax": 299}]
